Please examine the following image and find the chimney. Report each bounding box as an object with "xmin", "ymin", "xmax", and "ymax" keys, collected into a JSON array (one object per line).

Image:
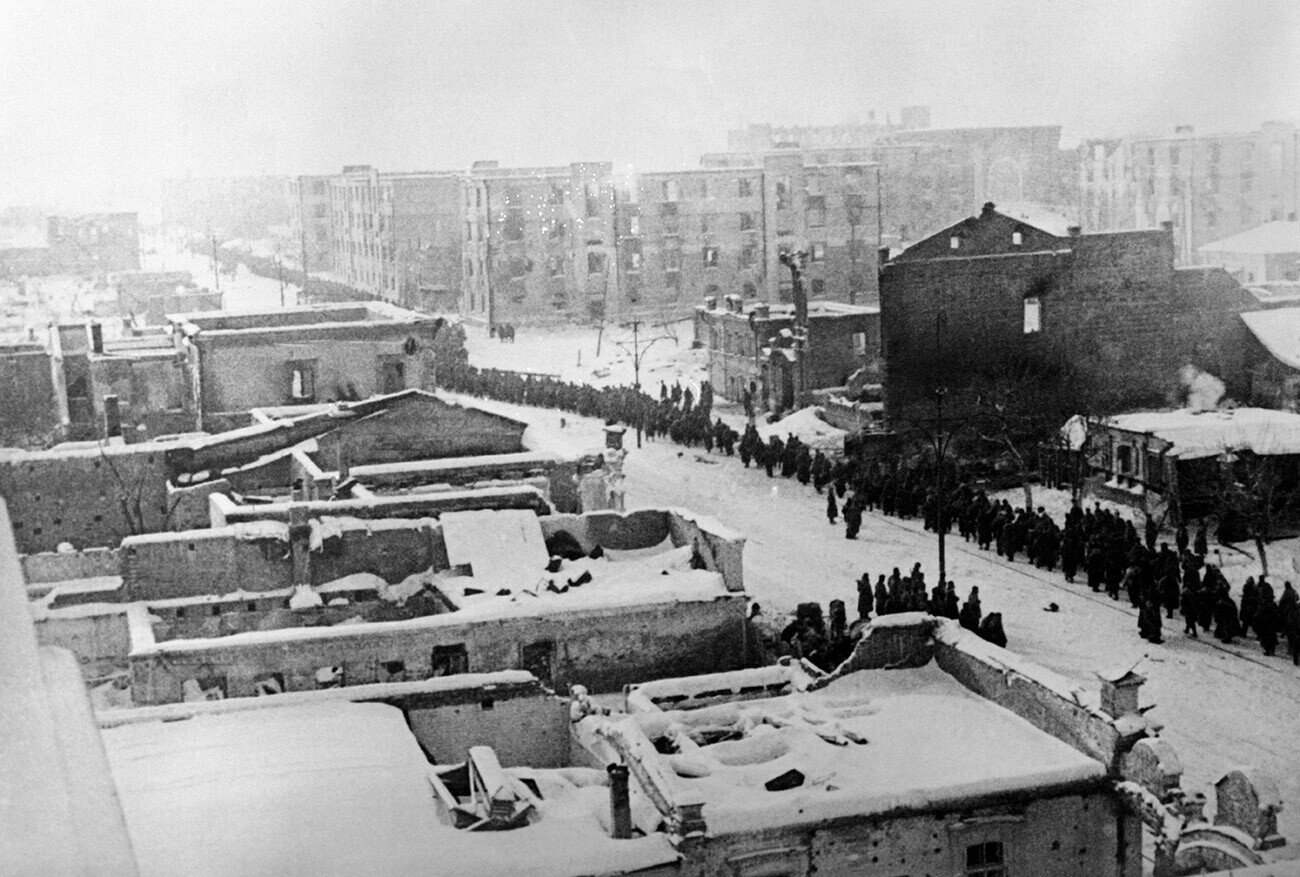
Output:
[
  {"xmin": 103, "ymin": 395, "xmax": 122, "ymax": 438},
  {"xmin": 1161, "ymin": 220, "xmax": 1175, "ymax": 234},
  {"xmin": 89, "ymin": 322, "xmax": 104, "ymax": 355},
  {"xmin": 1067, "ymin": 226, "xmax": 1082, "ymax": 238},
  {"xmin": 878, "ymin": 246, "xmax": 890, "ymax": 266},
  {"xmin": 981, "ymin": 202, "xmax": 997, "ymax": 216},
  {"xmin": 607, "ymin": 763, "xmax": 632, "ymax": 839},
  {"xmin": 1097, "ymin": 669, "xmax": 1146, "ymax": 718},
  {"xmin": 752, "ymin": 303, "xmax": 770, "ymax": 320},
  {"xmin": 703, "ymin": 295, "xmax": 718, "ymax": 311}
]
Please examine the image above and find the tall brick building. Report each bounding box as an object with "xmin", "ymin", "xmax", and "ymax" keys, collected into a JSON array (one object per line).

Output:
[
  {"xmin": 461, "ymin": 162, "xmax": 617, "ymax": 326},
  {"xmin": 879, "ymin": 203, "xmax": 1254, "ymax": 425},
  {"xmin": 1078, "ymin": 122, "xmax": 1300, "ymax": 265}
]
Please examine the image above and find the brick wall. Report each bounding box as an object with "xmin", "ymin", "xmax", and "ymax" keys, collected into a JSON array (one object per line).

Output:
[
  {"xmin": 881, "ymin": 222, "xmax": 1250, "ymax": 423},
  {"xmin": 121, "ymin": 524, "xmax": 292, "ymax": 601},
  {"xmin": 0, "ymin": 445, "xmax": 173, "ymax": 554},
  {"xmin": 679, "ymin": 792, "xmax": 1133, "ymax": 877},
  {"xmin": 196, "ymin": 326, "xmax": 438, "ymax": 417},
  {"xmin": 312, "ymin": 396, "xmax": 527, "ymax": 467}
]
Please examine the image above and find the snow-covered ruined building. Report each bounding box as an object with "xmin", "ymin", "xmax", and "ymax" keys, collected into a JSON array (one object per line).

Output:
[
  {"xmin": 1, "ymin": 387, "xmax": 603, "ymax": 555},
  {"xmin": 31, "ymin": 501, "xmax": 749, "ymax": 706},
  {"xmin": 694, "ymin": 295, "xmax": 880, "ymax": 411},
  {"xmin": 1068, "ymin": 406, "xmax": 1300, "ymax": 524},
  {"xmin": 571, "ymin": 614, "xmax": 1227, "ymax": 877}
]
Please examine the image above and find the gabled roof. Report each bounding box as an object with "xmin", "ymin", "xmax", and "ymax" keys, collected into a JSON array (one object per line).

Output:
[
  {"xmin": 1200, "ymin": 221, "xmax": 1300, "ymax": 255},
  {"xmin": 891, "ymin": 202, "xmax": 1069, "ymax": 263}
]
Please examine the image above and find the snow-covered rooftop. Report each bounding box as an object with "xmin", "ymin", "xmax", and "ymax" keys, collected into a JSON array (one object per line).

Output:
[
  {"xmin": 103, "ymin": 700, "xmax": 679, "ymax": 877},
  {"xmin": 625, "ymin": 663, "xmax": 1106, "ymax": 835},
  {"xmin": 134, "ymin": 510, "xmax": 735, "ymax": 655},
  {"xmin": 1242, "ymin": 307, "xmax": 1300, "ymax": 371},
  {"xmin": 1200, "ymin": 220, "xmax": 1300, "ymax": 255},
  {"xmin": 1099, "ymin": 407, "xmax": 1300, "ymax": 460}
]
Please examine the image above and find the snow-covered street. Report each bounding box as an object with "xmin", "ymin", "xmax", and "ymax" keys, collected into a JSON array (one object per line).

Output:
[{"xmin": 443, "ymin": 385, "xmax": 1300, "ymax": 852}]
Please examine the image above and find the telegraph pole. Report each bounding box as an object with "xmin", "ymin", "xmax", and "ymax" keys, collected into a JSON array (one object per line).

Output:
[
  {"xmin": 933, "ymin": 309, "xmax": 950, "ymax": 586},
  {"xmin": 300, "ymin": 230, "xmax": 309, "ymax": 304},
  {"xmin": 616, "ymin": 318, "xmax": 666, "ymax": 449},
  {"xmin": 210, "ymin": 232, "xmax": 220, "ymax": 291}
]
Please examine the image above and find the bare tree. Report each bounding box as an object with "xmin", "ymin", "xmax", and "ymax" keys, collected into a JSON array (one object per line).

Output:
[
  {"xmin": 99, "ymin": 441, "xmax": 185, "ymax": 539},
  {"xmin": 1217, "ymin": 452, "xmax": 1300, "ymax": 579}
]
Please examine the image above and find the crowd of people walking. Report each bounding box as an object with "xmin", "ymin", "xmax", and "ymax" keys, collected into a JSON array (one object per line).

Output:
[{"xmin": 442, "ymin": 361, "xmax": 1300, "ymax": 666}]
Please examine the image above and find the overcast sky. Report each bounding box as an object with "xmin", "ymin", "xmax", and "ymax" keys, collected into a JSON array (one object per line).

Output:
[{"xmin": 1, "ymin": 0, "xmax": 1297, "ymax": 211}]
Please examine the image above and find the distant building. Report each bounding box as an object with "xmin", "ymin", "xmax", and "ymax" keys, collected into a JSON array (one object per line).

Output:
[
  {"xmin": 462, "ymin": 161, "xmax": 618, "ymax": 326},
  {"xmin": 288, "ymin": 174, "xmax": 334, "ymax": 274},
  {"xmin": 160, "ymin": 175, "xmax": 292, "ymax": 240},
  {"xmin": 695, "ymin": 296, "xmax": 879, "ymax": 412},
  {"xmin": 879, "ymin": 203, "xmax": 1255, "ymax": 424},
  {"xmin": 720, "ymin": 119, "xmax": 1073, "ymax": 246},
  {"xmin": 1079, "ymin": 122, "xmax": 1300, "ymax": 265},
  {"xmin": 108, "ymin": 271, "xmax": 222, "ymax": 325},
  {"xmin": 327, "ymin": 166, "xmax": 464, "ymax": 309},
  {"xmin": 638, "ymin": 155, "xmax": 880, "ymax": 312},
  {"xmin": 1199, "ymin": 221, "xmax": 1300, "ymax": 284},
  {"xmin": 1, "ymin": 213, "xmax": 141, "ymax": 277}
]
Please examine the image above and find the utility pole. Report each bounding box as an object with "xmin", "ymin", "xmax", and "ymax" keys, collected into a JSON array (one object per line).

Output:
[
  {"xmin": 934, "ymin": 384, "xmax": 949, "ymax": 586},
  {"xmin": 278, "ymin": 259, "xmax": 285, "ymax": 308},
  {"xmin": 300, "ymin": 230, "xmax": 309, "ymax": 304},
  {"xmin": 210, "ymin": 233, "xmax": 220, "ymax": 291},
  {"xmin": 616, "ymin": 318, "xmax": 666, "ymax": 449},
  {"xmin": 876, "ymin": 166, "xmax": 884, "ymax": 249},
  {"xmin": 933, "ymin": 309, "xmax": 950, "ymax": 586}
]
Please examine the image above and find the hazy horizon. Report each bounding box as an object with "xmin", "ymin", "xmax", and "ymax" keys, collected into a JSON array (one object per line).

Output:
[{"xmin": 2, "ymin": 0, "xmax": 1297, "ymax": 212}]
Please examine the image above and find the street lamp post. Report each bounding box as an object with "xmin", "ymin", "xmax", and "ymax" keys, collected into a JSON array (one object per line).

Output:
[{"xmin": 934, "ymin": 385, "xmax": 950, "ymax": 586}]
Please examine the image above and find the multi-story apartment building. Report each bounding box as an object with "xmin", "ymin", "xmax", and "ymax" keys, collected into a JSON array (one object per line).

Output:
[
  {"xmin": 288, "ymin": 175, "xmax": 333, "ymax": 275},
  {"xmin": 462, "ymin": 161, "xmax": 617, "ymax": 326},
  {"xmin": 636, "ymin": 154, "xmax": 881, "ymax": 311},
  {"xmin": 720, "ymin": 118, "xmax": 1072, "ymax": 246},
  {"xmin": 328, "ymin": 166, "xmax": 464, "ymax": 309},
  {"xmin": 1079, "ymin": 122, "xmax": 1300, "ymax": 264}
]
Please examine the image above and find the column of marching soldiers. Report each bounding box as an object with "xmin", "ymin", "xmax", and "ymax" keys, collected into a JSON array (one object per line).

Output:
[{"xmin": 442, "ymin": 362, "xmax": 1300, "ymax": 670}]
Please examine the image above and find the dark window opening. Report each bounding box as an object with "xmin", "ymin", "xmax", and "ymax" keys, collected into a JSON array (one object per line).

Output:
[
  {"xmin": 254, "ymin": 672, "xmax": 285, "ymax": 696},
  {"xmin": 431, "ymin": 644, "xmax": 469, "ymax": 677},
  {"xmin": 521, "ymin": 640, "xmax": 555, "ymax": 684},
  {"xmin": 966, "ymin": 840, "xmax": 1006, "ymax": 877}
]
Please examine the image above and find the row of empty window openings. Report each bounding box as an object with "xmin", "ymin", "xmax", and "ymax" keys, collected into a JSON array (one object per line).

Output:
[{"xmin": 184, "ymin": 641, "xmax": 555, "ymax": 699}]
